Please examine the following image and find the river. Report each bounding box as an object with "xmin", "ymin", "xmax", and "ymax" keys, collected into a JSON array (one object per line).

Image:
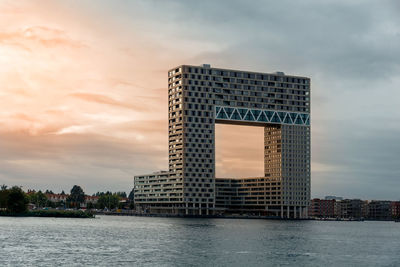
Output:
[{"xmin": 1, "ymin": 215, "xmax": 399, "ymax": 266}]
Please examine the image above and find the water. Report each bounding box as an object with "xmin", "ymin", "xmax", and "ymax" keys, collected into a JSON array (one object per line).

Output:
[{"xmin": 1, "ymin": 216, "xmax": 399, "ymax": 266}]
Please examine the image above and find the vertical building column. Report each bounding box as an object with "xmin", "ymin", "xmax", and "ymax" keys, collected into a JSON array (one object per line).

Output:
[
  {"xmin": 299, "ymin": 207, "xmax": 303, "ymax": 219},
  {"xmin": 287, "ymin": 206, "xmax": 290, "ymax": 218},
  {"xmin": 280, "ymin": 125, "xmax": 311, "ymax": 220},
  {"xmin": 281, "ymin": 205, "xmax": 284, "ymax": 218}
]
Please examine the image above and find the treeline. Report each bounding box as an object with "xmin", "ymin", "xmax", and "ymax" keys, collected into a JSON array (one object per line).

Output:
[{"xmin": 0, "ymin": 184, "xmax": 135, "ymax": 213}]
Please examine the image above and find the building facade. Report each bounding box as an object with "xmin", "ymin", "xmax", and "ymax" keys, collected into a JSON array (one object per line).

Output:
[
  {"xmin": 367, "ymin": 201, "xmax": 392, "ymax": 220},
  {"xmin": 308, "ymin": 198, "xmax": 336, "ymax": 218},
  {"xmin": 45, "ymin": 193, "xmax": 68, "ymax": 203},
  {"xmin": 134, "ymin": 64, "xmax": 311, "ymax": 218},
  {"xmin": 391, "ymin": 201, "xmax": 400, "ymax": 219},
  {"xmin": 335, "ymin": 199, "xmax": 366, "ymax": 219},
  {"xmin": 215, "ymin": 177, "xmax": 283, "ymax": 217}
]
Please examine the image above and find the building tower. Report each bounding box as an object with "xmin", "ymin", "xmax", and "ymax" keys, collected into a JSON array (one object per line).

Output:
[{"xmin": 135, "ymin": 64, "xmax": 310, "ymax": 218}]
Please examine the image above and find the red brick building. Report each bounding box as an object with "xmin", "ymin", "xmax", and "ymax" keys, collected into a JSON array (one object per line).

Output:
[
  {"xmin": 391, "ymin": 201, "xmax": 400, "ymax": 218},
  {"xmin": 309, "ymin": 198, "xmax": 335, "ymax": 218}
]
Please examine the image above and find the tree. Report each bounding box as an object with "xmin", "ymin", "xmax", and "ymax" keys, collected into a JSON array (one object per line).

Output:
[
  {"xmin": 27, "ymin": 192, "xmax": 37, "ymax": 205},
  {"xmin": 28, "ymin": 191, "xmax": 48, "ymax": 208},
  {"xmin": 61, "ymin": 190, "xmax": 65, "ymax": 195},
  {"xmin": 67, "ymin": 185, "xmax": 85, "ymax": 208},
  {"xmin": 1, "ymin": 184, "xmax": 7, "ymax": 190},
  {"xmin": 45, "ymin": 189, "xmax": 54, "ymax": 194},
  {"xmin": 95, "ymin": 191, "xmax": 104, "ymax": 197},
  {"xmin": 56, "ymin": 201, "xmax": 65, "ymax": 208},
  {"xmin": 7, "ymin": 186, "xmax": 28, "ymax": 213},
  {"xmin": 128, "ymin": 188, "xmax": 134, "ymax": 202},
  {"xmin": 46, "ymin": 200, "xmax": 56, "ymax": 208},
  {"xmin": 36, "ymin": 191, "xmax": 48, "ymax": 207},
  {"xmin": 115, "ymin": 191, "xmax": 127, "ymax": 198},
  {"xmin": 97, "ymin": 193, "xmax": 120, "ymax": 210},
  {"xmin": 128, "ymin": 188, "xmax": 135, "ymax": 210},
  {"xmin": 0, "ymin": 187, "xmax": 9, "ymax": 209}
]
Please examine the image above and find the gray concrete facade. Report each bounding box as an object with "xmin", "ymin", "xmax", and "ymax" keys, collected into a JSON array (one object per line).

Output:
[{"xmin": 134, "ymin": 64, "xmax": 310, "ymax": 218}]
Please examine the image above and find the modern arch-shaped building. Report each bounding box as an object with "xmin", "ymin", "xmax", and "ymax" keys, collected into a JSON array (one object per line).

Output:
[{"xmin": 134, "ymin": 64, "xmax": 311, "ymax": 218}]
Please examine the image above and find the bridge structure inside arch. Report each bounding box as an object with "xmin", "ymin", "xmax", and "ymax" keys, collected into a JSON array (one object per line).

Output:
[{"xmin": 215, "ymin": 106, "xmax": 310, "ymax": 126}]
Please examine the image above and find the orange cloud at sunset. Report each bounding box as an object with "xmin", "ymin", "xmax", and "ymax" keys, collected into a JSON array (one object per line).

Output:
[
  {"xmin": 3, "ymin": 0, "xmax": 399, "ymax": 199},
  {"xmin": 0, "ymin": 1, "xmax": 165, "ymax": 190},
  {"xmin": 0, "ymin": 0, "xmax": 261, "ymax": 192}
]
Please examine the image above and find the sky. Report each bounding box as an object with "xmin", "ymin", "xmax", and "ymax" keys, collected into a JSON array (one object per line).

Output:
[{"xmin": 0, "ymin": 0, "xmax": 399, "ymax": 199}]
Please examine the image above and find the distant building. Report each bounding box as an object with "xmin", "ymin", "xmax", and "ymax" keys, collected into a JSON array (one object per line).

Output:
[
  {"xmin": 335, "ymin": 199, "xmax": 365, "ymax": 219},
  {"xmin": 84, "ymin": 196, "xmax": 99, "ymax": 206},
  {"xmin": 325, "ymin": 196, "xmax": 343, "ymax": 201},
  {"xmin": 391, "ymin": 201, "xmax": 400, "ymax": 218},
  {"xmin": 368, "ymin": 201, "xmax": 392, "ymax": 220},
  {"xmin": 361, "ymin": 200, "xmax": 369, "ymax": 218},
  {"xmin": 46, "ymin": 193, "xmax": 68, "ymax": 203},
  {"xmin": 308, "ymin": 198, "xmax": 335, "ymax": 218},
  {"xmin": 118, "ymin": 197, "xmax": 130, "ymax": 209}
]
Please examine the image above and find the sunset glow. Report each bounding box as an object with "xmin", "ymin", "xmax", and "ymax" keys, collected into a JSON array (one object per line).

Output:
[
  {"xmin": 0, "ymin": 1, "xmax": 263, "ymax": 192},
  {"xmin": 1, "ymin": 0, "xmax": 400, "ymax": 199}
]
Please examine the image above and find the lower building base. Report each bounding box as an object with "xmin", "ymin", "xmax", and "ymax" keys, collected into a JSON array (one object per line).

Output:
[{"xmin": 135, "ymin": 203, "xmax": 308, "ymax": 219}]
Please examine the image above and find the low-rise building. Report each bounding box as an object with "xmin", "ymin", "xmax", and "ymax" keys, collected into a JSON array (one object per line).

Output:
[
  {"xmin": 215, "ymin": 177, "xmax": 288, "ymax": 217},
  {"xmin": 368, "ymin": 201, "xmax": 392, "ymax": 220},
  {"xmin": 85, "ymin": 196, "xmax": 99, "ymax": 205},
  {"xmin": 46, "ymin": 193, "xmax": 68, "ymax": 203},
  {"xmin": 134, "ymin": 172, "xmax": 307, "ymax": 217},
  {"xmin": 391, "ymin": 201, "xmax": 400, "ymax": 219},
  {"xmin": 134, "ymin": 171, "xmax": 183, "ymax": 213},
  {"xmin": 335, "ymin": 199, "xmax": 365, "ymax": 219},
  {"xmin": 308, "ymin": 198, "xmax": 335, "ymax": 218}
]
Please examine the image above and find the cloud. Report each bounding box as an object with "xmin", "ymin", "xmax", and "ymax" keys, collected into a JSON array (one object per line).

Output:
[
  {"xmin": 68, "ymin": 92, "xmax": 148, "ymax": 111},
  {"xmin": 0, "ymin": 130, "xmax": 167, "ymax": 193},
  {"xmin": 0, "ymin": 26, "xmax": 86, "ymax": 50},
  {"xmin": 10, "ymin": 113, "xmax": 38, "ymax": 122},
  {"xmin": 312, "ymin": 119, "xmax": 400, "ymax": 199},
  {"xmin": 1, "ymin": 0, "xmax": 400, "ymax": 199},
  {"xmin": 163, "ymin": 0, "xmax": 400, "ymax": 83},
  {"xmin": 55, "ymin": 125, "xmax": 93, "ymax": 135}
]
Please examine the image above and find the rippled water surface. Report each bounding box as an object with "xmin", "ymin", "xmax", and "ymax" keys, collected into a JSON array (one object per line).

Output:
[{"xmin": 1, "ymin": 215, "xmax": 399, "ymax": 266}]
